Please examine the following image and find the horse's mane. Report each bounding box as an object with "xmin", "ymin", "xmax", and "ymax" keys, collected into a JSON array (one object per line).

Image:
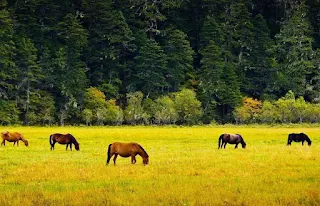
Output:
[
  {"xmin": 68, "ymin": 134, "xmax": 78, "ymax": 144},
  {"xmin": 138, "ymin": 144, "xmax": 149, "ymax": 157}
]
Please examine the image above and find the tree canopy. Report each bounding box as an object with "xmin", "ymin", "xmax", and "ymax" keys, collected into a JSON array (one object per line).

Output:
[{"xmin": 1, "ymin": 0, "xmax": 320, "ymax": 125}]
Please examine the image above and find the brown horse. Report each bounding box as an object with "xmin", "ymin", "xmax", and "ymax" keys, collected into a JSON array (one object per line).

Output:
[
  {"xmin": 218, "ymin": 133, "xmax": 246, "ymax": 149},
  {"xmin": 106, "ymin": 142, "xmax": 149, "ymax": 165},
  {"xmin": 49, "ymin": 133, "xmax": 80, "ymax": 151},
  {"xmin": 1, "ymin": 131, "xmax": 29, "ymax": 146}
]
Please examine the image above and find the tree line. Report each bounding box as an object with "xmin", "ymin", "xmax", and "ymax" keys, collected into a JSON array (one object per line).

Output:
[{"xmin": 1, "ymin": 0, "xmax": 320, "ymax": 125}]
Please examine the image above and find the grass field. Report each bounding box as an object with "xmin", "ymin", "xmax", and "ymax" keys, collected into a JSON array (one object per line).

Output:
[{"xmin": 0, "ymin": 126, "xmax": 319, "ymax": 206}]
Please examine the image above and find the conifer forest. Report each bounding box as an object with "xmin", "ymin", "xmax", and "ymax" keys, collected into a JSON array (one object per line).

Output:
[{"xmin": 1, "ymin": 0, "xmax": 320, "ymax": 125}]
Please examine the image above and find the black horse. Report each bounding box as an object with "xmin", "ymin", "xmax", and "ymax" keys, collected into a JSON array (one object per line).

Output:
[
  {"xmin": 287, "ymin": 133, "xmax": 312, "ymax": 146},
  {"xmin": 218, "ymin": 133, "xmax": 246, "ymax": 149}
]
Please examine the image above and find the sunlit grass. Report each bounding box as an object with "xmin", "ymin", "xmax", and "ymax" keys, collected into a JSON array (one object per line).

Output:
[{"xmin": 0, "ymin": 126, "xmax": 319, "ymax": 205}]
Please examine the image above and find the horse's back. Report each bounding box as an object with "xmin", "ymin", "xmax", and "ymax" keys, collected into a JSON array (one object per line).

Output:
[
  {"xmin": 289, "ymin": 133, "xmax": 306, "ymax": 142},
  {"xmin": 221, "ymin": 133, "xmax": 240, "ymax": 144},
  {"xmin": 110, "ymin": 142, "xmax": 141, "ymax": 157},
  {"xmin": 1, "ymin": 131, "xmax": 22, "ymax": 141},
  {"xmin": 51, "ymin": 133, "xmax": 72, "ymax": 144}
]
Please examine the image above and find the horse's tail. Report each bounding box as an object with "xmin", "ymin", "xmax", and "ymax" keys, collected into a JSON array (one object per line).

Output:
[
  {"xmin": 106, "ymin": 144, "xmax": 112, "ymax": 165},
  {"xmin": 218, "ymin": 134, "xmax": 223, "ymax": 149},
  {"xmin": 287, "ymin": 134, "xmax": 292, "ymax": 145},
  {"xmin": 49, "ymin": 135, "xmax": 53, "ymax": 146}
]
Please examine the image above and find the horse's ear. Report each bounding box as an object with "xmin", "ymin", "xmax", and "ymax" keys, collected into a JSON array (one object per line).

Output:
[{"xmin": 1, "ymin": 131, "xmax": 9, "ymax": 135}]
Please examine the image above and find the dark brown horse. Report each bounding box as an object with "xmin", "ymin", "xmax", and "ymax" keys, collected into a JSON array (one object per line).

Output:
[
  {"xmin": 218, "ymin": 133, "xmax": 246, "ymax": 149},
  {"xmin": 106, "ymin": 142, "xmax": 149, "ymax": 165},
  {"xmin": 1, "ymin": 131, "xmax": 29, "ymax": 146},
  {"xmin": 287, "ymin": 133, "xmax": 311, "ymax": 146},
  {"xmin": 49, "ymin": 133, "xmax": 80, "ymax": 151}
]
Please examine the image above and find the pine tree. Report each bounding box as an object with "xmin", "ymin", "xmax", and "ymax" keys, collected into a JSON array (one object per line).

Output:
[
  {"xmin": 0, "ymin": 0, "xmax": 16, "ymax": 99},
  {"xmin": 53, "ymin": 14, "xmax": 88, "ymax": 125},
  {"xmin": 246, "ymin": 14, "xmax": 277, "ymax": 99},
  {"xmin": 163, "ymin": 27, "xmax": 194, "ymax": 92},
  {"xmin": 274, "ymin": 1, "xmax": 315, "ymax": 97},
  {"xmin": 14, "ymin": 37, "xmax": 42, "ymax": 125},
  {"xmin": 132, "ymin": 31, "xmax": 167, "ymax": 98},
  {"xmin": 82, "ymin": 0, "xmax": 134, "ymax": 98}
]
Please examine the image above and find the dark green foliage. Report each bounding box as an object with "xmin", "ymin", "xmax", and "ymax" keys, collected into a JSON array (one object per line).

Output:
[
  {"xmin": 274, "ymin": 2, "xmax": 315, "ymax": 97},
  {"xmin": 1, "ymin": 0, "xmax": 320, "ymax": 125},
  {"xmin": 132, "ymin": 31, "xmax": 167, "ymax": 97},
  {"xmin": 0, "ymin": 100, "xmax": 20, "ymax": 125},
  {"xmin": 0, "ymin": 0, "xmax": 16, "ymax": 99},
  {"xmin": 163, "ymin": 27, "xmax": 194, "ymax": 92}
]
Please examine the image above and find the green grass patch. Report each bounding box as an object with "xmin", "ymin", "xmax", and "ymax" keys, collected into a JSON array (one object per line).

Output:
[{"xmin": 0, "ymin": 126, "xmax": 319, "ymax": 205}]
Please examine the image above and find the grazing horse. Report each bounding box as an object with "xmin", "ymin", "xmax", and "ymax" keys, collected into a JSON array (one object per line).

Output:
[
  {"xmin": 106, "ymin": 142, "xmax": 149, "ymax": 165},
  {"xmin": 1, "ymin": 131, "xmax": 29, "ymax": 146},
  {"xmin": 218, "ymin": 133, "xmax": 246, "ymax": 149},
  {"xmin": 49, "ymin": 133, "xmax": 80, "ymax": 151},
  {"xmin": 287, "ymin": 133, "xmax": 312, "ymax": 146}
]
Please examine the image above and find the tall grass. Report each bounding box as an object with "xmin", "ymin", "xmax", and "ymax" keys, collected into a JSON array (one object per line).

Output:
[{"xmin": 0, "ymin": 126, "xmax": 319, "ymax": 205}]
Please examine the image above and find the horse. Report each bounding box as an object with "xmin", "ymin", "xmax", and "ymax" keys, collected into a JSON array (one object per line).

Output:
[
  {"xmin": 49, "ymin": 133, "xmax": 80, "ymax": 151},
  {"xmin": 106, "ymin": 142, "xmax": 149, "ymax": 165},
  {"xmin": 287, "ymin": 133, "xmax": 312, "ymax": 146},
  {"xmin": 218, "ymin": 133, "xmax": 246, "ymax": 149},
  {"xmin": 1, "ymin": 131, "xmax": 29, "ymax": 146}
]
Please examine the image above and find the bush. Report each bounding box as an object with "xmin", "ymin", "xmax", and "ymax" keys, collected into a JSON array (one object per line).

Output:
[
  {"xmin": 173, "ymin": 89, "xmax": 202, "ymax": 124},
  {"xmin": 154, "ymin": 96, "xmax": 178, "ymax": 124},
  {"xmin": 0, "ymin": 100, "xmax": 20, "ymax": 125},
  {"xmin": 124, "ymin": 91, "xmax": 149, "ymax": 124}
]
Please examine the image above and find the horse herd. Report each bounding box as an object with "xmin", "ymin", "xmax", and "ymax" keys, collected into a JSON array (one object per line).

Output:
[{"xmin": 1, "ymin": 131, "xmax": 313, "ymax": 166}]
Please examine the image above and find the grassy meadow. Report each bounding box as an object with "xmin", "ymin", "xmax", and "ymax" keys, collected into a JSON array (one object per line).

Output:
[{"xmin": 0, "ymin": 126, "xmax": 319, "ymax": 206}]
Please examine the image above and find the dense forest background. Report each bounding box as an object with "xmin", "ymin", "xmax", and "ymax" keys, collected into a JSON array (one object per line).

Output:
[{"xmin": 1, "ymin": 0, "xmax": 320, "ymax": 125}]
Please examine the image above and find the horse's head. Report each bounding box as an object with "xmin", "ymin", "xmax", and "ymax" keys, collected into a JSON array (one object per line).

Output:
[
  {"xmin": 143, "ymin": 156, "xmax": 149, "ymax": 165},
  {"xmin": 74, "ymin": 143, "xmax": 80, "ymax": 151},
  {"xmin": 237, "ymin": 134, "xmax": 246, "ymax": 149},
  {"xmin": 308, "ymin": 141, "xmax": 312, "ymax": 146},
  {"xmin": 24, "ymin": 140, "xmax": 29, "ymax": 146},
  {"xmin": 1, "ymin": 131, "xmax": 9, "ymax": 137}
]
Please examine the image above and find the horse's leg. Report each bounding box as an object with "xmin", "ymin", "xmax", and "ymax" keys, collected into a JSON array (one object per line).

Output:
[
  {"xmin": 302, "ymin": 140, "xmax": 304, "ymax": 146},
  {"xmin": 51, "ymin": 141, "xmax": 55, "ymax": 150},
  {"xmin": 17, "ymin": 140, "xmax": 19, "ymax": 146},
  {"xmin": 235, "ymin": 143, "xmax": 238, "ymax": 149},
  {"xmin": 223, "ymin": 142, "xmax": 227, "ymax": 149},
  {"xmin": 70, "ymin": 144, "xmax": 72, "ymax": 151},
  {"xmin": 13, "ymin": 141, "xmax": 16, "ymax": 146},
  {"xmin": 1, "ymin": 139, "xmax": 5, "ymax": 146},
  {"xmin": 66, "ymin": 144, "xmax": 69, "ymax": 150},
  {"xmin": 106, "ymin": 153, "xmax": 114, "ymax": 165},
  {"xmin": 131, "ymin": 154, "xmax": 137, "ymax": 164},
  {"xmin": 113, "ymin": 153, "xmax": 118, "ymax": 166}
]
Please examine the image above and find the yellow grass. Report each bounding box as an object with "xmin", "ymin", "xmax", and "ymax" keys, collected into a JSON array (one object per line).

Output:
[{"xmin": 0, "ymin": 126, "xmax": 319, "ymax": 205}]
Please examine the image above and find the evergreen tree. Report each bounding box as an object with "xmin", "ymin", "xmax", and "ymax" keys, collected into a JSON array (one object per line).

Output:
[
  {"xmin": 52, "ymin": 14, "xmax": 88, "ymax": 125},
  {"xmin": 132, "ymin": 31, "xmax": 167, "ymax": 98},
  {"xmin": 198, "ymin": 40, "xmax": 224, "ymax": 123},
  {"xmin": 14, "ymin": 37, "xmax": 42, "ymax": 125},
  {"xmin": 82, "ymin": 0, "xmax": 134, "ymax": 98},
  {"xmin": 163, "ymin": 27, "xmax": 194, "ymax": 92},
  {"xmin": 274, "ymin": 1, "xmax": 315, "ymax": 97},
  {"xmin": 0, "ymin": 0, "xmax": 16, "ymax": 99},
  {"xmin": 246, "ymin": 14, "xmax": 277, "ymax": 99}
]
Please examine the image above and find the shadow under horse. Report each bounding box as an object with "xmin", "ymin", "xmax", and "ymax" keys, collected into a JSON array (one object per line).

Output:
[
  {"xmin": 106, "ymin": 142, "xmax": 149, "ymax": 165},
  {"xmin": 1, "ymin": 131, "xmax": 29, "ymax": 146},
  {"xmin": 49, "ymin": 133, "xmax": 80, "ymax": 151},
  {"xmin": 218, "ymin": 133, "xmax": 246, "ymax": 149},
  {"xmin": 287, "ymin": 133, "xmax": 312, "ymax": 146}
]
